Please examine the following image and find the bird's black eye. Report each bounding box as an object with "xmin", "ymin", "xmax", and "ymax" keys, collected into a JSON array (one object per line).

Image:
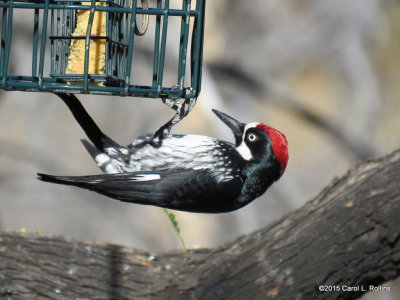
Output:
[{"xmin": 247, "ymin": 133, "xmax": 258, "ymax": 143}]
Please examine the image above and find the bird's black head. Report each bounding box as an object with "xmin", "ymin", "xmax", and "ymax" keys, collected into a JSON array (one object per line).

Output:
[
  {"xmin": 239, "ymin": 123, "xmax": 288, "ymax": 175},
  {"xmin": 212, "ymin": 109, "xmax": 288, "ymax": 175}
]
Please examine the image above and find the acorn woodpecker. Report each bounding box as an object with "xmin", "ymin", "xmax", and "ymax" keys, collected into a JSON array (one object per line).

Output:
[{"xmin": 37, "ymin": 94, "xmax": 288, "ymax": 213}]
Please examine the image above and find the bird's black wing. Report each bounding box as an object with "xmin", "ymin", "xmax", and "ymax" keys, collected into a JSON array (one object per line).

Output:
[{"xmin": 37, "ymin": 169, "xmax": 244, "ymax": 213}]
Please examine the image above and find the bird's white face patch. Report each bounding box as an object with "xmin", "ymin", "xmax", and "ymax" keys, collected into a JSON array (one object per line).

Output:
[
  {"xmin": 236, "ymin": 142, "xmax": 253, "ymax": 161},
  {"xmin": 131, "ymin": 174, "xmax": 161, "ymax": 181},
  {"xmin": 235, "ymin": 123, "xmax": 258, "ymax": 161}
]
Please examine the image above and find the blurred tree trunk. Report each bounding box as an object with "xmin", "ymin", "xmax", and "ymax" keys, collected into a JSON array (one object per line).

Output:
[{"xmin": 1, "ymin": 150, "xmax": 399, "ymax": 300}]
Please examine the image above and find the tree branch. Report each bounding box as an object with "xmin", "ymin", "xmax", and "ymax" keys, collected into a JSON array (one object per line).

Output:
[{"xmin": 1, "ymin": 150, "xmax": 400, "ymax": 299}]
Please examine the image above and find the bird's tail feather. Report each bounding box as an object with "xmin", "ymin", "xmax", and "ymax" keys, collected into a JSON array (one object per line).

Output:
[
  {"xmin": 54, "ymin": 93, "xmax": 121, "ymax": 152},
  {"xmin": 37, "ymin": 172, "xmax": 161, "ymax": 205},
  {"xmin": 81, "ymin": 139, "xmax": 101, "ymax": 159},
  {"xmin": 37, "ymin": 173, "xmax": 96, "ymax": 188}
]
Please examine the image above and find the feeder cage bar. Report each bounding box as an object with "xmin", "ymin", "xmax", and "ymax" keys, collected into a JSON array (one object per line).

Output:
[{"xmin": 0, "ymin": 0, "xmax": 206, "ymax": 99}]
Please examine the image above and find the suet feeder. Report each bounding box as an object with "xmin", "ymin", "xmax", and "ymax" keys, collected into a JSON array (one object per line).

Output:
[{"xmin": 0, "ymin": 0, "xmax": 205, "ymax": 99}]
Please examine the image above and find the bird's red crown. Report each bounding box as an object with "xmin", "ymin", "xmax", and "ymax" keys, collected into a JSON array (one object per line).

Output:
[{"xmin": 256, "ymin": 123, "xmax": 288, "ymax": 173}]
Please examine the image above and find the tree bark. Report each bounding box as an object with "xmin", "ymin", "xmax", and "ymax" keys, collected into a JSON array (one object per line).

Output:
[{"xmin": 1, "ymin": 150, "xmax": 400, "ymax": 300}]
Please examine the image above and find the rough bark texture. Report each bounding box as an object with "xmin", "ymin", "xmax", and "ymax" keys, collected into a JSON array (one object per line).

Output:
[{"xmin": 1, "ymin": 150, "xmax": 400, "ymax": 300}]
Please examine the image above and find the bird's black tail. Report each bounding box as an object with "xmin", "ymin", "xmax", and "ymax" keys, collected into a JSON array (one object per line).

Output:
[
  {"xmin": 37, "ymin": 173, "xmax": 95, "ymax": 189},
  {"xmin": 37, "ymin": 172, "xmax": 158, "ymax": 205},
  {"xmin": 54, "ymin": 93, "xmax": 121, "ymax": 152}
]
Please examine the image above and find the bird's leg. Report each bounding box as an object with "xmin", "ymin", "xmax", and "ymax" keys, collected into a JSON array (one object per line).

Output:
[
  {"xmin": 125, "ymin": 97, "xmax": 194, "ymax": 162},
  {"xmin": 126, "ymin": 97, "xmax": 195, "ymax": 157},
  {"xmin": 152, "ymin": 96, "xmax": 197, "ymax": 143}
]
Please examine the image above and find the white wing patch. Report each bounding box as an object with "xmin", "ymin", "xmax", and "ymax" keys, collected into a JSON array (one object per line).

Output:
[{"xmin": 129, "ymin": 174, "xmax": 161, "ymax": 181}]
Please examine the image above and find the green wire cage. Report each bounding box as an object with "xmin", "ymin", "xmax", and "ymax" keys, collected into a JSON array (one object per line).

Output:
[{"xmin": 0, "ymin": 0, "xmax": 205, "ymax": 98}]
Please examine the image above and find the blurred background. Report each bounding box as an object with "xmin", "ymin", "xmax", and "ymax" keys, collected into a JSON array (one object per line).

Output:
[{"xmin": 0, "ymin": 0, "xmax": 399, "ymax": 299}]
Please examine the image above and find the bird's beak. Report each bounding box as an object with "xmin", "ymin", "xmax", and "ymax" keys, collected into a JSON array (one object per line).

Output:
[{"xmin": 212, "ymin": 109, "xmax": 245, "ymax": 146}]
